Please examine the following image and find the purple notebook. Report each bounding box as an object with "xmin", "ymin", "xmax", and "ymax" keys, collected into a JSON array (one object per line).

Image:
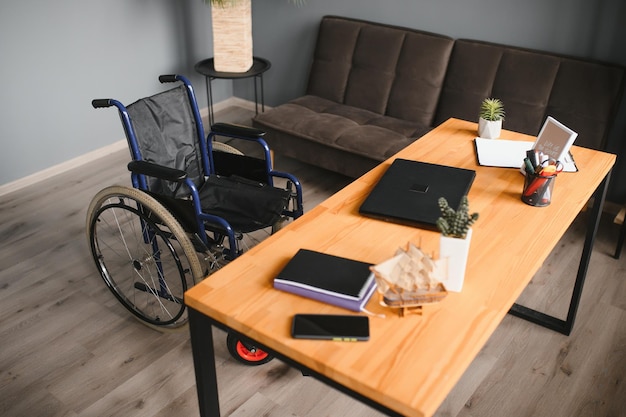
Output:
[{"xmin": 273, "ymin": 249, "xmax": 377, "ymax": 312}]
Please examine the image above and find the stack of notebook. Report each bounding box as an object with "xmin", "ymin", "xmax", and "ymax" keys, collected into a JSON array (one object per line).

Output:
[{"xmin": 273, "ymin": 249, "xmax": 376, "ymax": 312}]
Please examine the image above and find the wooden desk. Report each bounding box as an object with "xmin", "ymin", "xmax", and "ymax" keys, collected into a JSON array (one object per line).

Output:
[{"xmin": 185, "ymin": 118, "xmax": 615, "ymax": 417}]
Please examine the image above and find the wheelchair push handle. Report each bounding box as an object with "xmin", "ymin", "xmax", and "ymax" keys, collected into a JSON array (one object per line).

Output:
[
  {"xmin": 92, "ymin": 74, "xmax": 184, "ymax": 109},
  {"xmin": 159, "ymin": 74, "xmax": 179, "ymax": 83},
  {"xmin": 92, "ymin": 99, "xmax": 113, "ymax": 109}
]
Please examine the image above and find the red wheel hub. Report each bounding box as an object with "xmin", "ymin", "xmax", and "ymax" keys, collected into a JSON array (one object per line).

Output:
[{"xmin": 236, "ymin": 341, "xmax": 269, "ymax": 362}]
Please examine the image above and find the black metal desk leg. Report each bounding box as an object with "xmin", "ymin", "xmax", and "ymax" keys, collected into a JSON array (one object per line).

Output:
[
  {"xmin": 510, "ymin": 170, "xmax": 611, "ymax": 335},
  {"xmin": 614, "ymin": 212, "xmax": 626, "ymax": 259},
  {"xmin": 189, "ymin": 308, "xmax": 221, "ymax": 417}
]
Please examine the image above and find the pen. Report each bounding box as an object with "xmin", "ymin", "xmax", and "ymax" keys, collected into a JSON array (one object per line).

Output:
[
  {"xmin": 524, "ymin": 176, "xmax": 548, "ymax": 196},
  {"xmin": 533, "ymin": 150, "xmax": 540, "ymax": 167},
  {"xmin": 524, "ymin": 167, "xmax": 555, "ymax": 196},
  {"xmin": 526, "ymin": 150, "xmax": 537, "ymax": 168},
  {"xmin": 524, "ymin": 157, "xmax": 535, "ymax": 175}
]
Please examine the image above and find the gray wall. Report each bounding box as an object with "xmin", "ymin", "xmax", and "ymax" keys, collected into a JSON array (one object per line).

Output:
[
  {"xmin": 252, "ymin": 0, "xmax": 626, "ymax": 105},
  {"xmin": 2, "ymin": 0, "xmax": 625, "ymax": 200},
  {"xmin": 0, "ymin": 0, "xmax": 218, "ymax": 187}
]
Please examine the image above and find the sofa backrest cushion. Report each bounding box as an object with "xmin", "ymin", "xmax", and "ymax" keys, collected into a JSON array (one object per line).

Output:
[
  {"xmin": 307, "ymin": 16, "xmax": 454, "ymax": 127},
  {"xmin": 435, "ymin": 40, "xmax": 624, "ymax": 150}
]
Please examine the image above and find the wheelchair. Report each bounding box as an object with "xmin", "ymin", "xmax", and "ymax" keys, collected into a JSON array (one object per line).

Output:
[{"xmin": 87, "ymin": 74, "xmax": 303, "ymax": 365}]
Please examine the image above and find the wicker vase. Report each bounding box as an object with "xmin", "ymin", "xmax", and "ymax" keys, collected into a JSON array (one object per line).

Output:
[{"xmin": 211, "ymin": 0, "xmax": 253, "ymax": 73}]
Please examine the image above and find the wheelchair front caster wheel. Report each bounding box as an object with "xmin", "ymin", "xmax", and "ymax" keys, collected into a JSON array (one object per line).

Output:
[{"xmin": 226, "ymin": 333, "xmax": 273, "ymax": 366}]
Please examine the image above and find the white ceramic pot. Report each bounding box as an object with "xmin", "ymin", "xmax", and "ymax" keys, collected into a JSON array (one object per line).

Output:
[
  {"xmin": 478, "ymin": 118, "xmax": 502, "ymax": 139},
  {"xmin": 439, "ymin": 228, "xmax": 472, "ymax": 292}
]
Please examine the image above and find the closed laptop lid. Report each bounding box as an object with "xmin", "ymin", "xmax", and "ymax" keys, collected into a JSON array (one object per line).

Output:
[{"xmin": 359, "ymin": 159, "xmax": 476, "ymax": 229}]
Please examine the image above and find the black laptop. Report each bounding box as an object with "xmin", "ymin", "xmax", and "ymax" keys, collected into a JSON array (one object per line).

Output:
[{"xmin": 359, "ymin": 159, "xmax": 476, "ymax": 229}]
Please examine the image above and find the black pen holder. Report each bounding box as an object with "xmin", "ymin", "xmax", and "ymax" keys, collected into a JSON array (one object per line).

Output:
[{"xmin": 521, "ymin": 172, "xmax": 556, "ymax": 207}]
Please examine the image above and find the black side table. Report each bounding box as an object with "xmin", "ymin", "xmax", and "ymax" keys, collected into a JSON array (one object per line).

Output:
[{"xmin": 194, "ymin": 56, "xmax": 271, "ymax": 127}]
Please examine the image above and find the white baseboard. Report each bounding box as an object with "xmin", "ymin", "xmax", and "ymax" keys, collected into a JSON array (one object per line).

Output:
[
  {"xmin": 216, "ymin": 96, "xmax": 261, "ymax": 113},
  {"xmin": 0, "ymin": 140, "xmax": 128, "ymax": 197},
  {"xmin": 0, "ymin": 97, "xmax": 259, "ymax": 198}
]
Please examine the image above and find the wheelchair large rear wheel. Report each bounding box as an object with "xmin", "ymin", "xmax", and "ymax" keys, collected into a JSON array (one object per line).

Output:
[{"xmin": 87, "ymin": 185, "xmax": 204, "ymax": 329}]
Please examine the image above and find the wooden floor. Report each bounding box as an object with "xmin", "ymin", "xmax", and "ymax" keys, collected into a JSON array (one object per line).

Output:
[{"xmin": 1, "ymin": 105, "xmax": 625, "ymax": 417}]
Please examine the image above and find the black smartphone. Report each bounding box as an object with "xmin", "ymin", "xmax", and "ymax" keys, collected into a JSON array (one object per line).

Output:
[{"xmin": 291, "ymin": 314, "xmax": 369, "ymax": 341}]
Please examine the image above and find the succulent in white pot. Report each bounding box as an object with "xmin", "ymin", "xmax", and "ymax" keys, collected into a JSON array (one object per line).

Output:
[
  {"xmin": 436, "ymin": 196, "xmax": 479, "ymax": 292},
  {"xmin": 478, "ymin": 98, "xmax": 505, "ymax": 139}
]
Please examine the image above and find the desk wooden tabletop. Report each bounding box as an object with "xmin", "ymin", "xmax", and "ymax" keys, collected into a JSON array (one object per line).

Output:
[{"xmin": 185, "ymin": 118, "xmax": 615, "ymax": 417}]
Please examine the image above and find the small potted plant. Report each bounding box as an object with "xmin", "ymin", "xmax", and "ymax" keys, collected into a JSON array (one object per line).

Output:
[
  {"xmin": 436, "ymin": 196, "xmax": 479, "ymax": 292},
  {"xmin": 478, "ymin": 98, "xmax": 505, "ymax": 139}
]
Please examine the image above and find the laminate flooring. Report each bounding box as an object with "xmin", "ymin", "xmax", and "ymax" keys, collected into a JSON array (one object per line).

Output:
[{"xmin": 1, "ymin": 105, "xmax": 624, "ymax": 417}]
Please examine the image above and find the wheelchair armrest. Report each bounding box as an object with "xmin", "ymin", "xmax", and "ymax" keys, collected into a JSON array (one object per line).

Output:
[
  {"xmin": 127, "ymin": 160, "xmax": 187, "ymax": 182},
  {"xmin": 211, "ymin": 123, "xmax": 266, "ymax": 139}
]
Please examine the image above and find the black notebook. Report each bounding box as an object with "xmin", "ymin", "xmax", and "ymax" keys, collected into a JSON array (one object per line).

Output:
[
  {"xmin": 273, "ymin": 249, "xmax": 377, "ymax": 312},
  {"xmin": 359, "ymin": 159, "xmax": 476, "ymax": 229}
]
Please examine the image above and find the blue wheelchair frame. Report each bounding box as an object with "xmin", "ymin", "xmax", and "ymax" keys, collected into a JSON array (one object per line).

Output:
[{"xmin": 92, "ymin": 74, "xmax": 303, "ymax": 260}]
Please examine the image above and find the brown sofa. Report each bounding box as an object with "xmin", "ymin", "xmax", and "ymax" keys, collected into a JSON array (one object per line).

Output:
[{"xmin": 253, "ymin": 15, "xmax": 625, "ymax": 180}]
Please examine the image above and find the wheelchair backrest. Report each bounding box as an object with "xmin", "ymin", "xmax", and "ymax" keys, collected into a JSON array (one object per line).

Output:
[{"xmin": 126, "ymin": 85, "xmax": 205, "ymax": 197}]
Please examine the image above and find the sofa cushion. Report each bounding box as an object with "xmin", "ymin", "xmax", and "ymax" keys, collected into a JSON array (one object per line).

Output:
[
  {"xmin": 546, "ymin": 59, "xmax": 625, "ymax": 149},
  {"xmin": 436, "ymin": 39, "xmax": 624, "ymax": 149},
  {"xmin": 306, "ymin": 18, "xmax": 359, "ymax": 103},
  {"xmin": 254, "ymin": 95, "xmax": 431, "ymax": 161},
  {"xmin": 342, "ymin": 22, "xmax": 405, "ymax": 114},
  {"xmin": 435, "ymin": 40, "xmax": 560, "ymax": 135},
  {"xmin": 387, "ymin": 33, "xmax": 455, "ymax": 124},
  {"xmin": 307, "ymin": 16, "xmax": 454, "ymax": 126}
]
